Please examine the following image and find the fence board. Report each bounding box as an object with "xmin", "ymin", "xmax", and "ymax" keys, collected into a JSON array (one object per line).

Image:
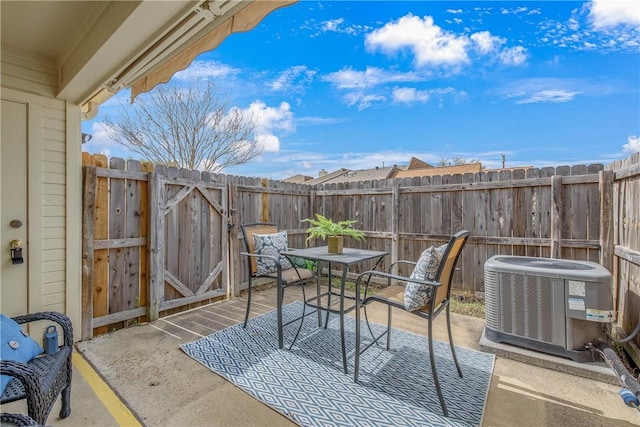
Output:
[
  {"xmin": 108, "ymin": 158, "xmax": 126, "ymax": 315},
  {"xmin": 125, "ymin": 160, "xmax": 141, "ymax": 317}
]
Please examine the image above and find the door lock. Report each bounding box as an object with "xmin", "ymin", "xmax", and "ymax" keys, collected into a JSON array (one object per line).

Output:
[{"xmin": 10, "ymin": 239, "xmax": 23, "ymax": 264}]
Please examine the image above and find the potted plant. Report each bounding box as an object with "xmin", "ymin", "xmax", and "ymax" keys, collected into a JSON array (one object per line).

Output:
[{"xmin": 301, "ymin": 214, "xmax": 365, "ymax": 254}]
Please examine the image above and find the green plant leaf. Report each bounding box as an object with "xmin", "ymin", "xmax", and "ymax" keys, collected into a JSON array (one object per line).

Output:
[{"xmin": 301, "ymin": 213, "xmax": 365, "ymax": 246}]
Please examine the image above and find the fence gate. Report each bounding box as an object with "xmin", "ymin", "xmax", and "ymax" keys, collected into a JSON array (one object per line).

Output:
[{"xmin": 149, "ymin": 173, "xmax": 228, "ymax": 320}]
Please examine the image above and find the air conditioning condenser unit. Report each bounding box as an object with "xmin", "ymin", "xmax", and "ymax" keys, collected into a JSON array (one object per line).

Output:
[{"xmin": 484, "ymin": 255, "xmax": 614, "ymax": 362}]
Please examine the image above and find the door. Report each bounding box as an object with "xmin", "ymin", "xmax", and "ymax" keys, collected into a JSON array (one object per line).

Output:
[{"xmin": 1, "ymin": 99, "xmax": 29, "ymax": 316}]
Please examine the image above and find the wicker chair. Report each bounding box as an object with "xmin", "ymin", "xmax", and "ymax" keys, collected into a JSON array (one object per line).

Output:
[
  {"xmin": 1, "ymin": 312, "xmax": 73, "ymax": 425},
  {"xmin": 240, "ymin": 222, "xmax": 315, "ymax": 348},
  {"xmin": 0, "ymin": 413, "xmax": 41, "ymax": 426},
  {"xmin": 353, "ymin": 230, "xmax": 470, "ymax": 417}
]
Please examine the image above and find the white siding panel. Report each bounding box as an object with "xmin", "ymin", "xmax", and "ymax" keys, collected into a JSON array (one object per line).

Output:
[
  {"xmin": 40, "ymin": 100, "xmax": 68, "ymax": 316},
  {"xmin": 43, "ymin": 249, "xmax": 65, "ymax": 262},
  {"xmin": 43, "ymin": 270, "xmax": 65, "ymax": 284},
  {"xmin": 42, "ymin": 128, "xmax": 65, "ymax": 142},
  {"xmin": 43, "ymin": 172, "xmax": 66, "ymax": 185},
  {"xmin": 42, "ymin": 162, "xmax": 66, "ymax": 174},
  {"xmin": 43, "ymin": 183, "xmax": 66, "ymax": 195},
  {"xmin": 42, "ymin": 195, "xmax": 66, "ymax": 206},
  {"xmin": 43, "ymin": 217, "xmax": 65, "ymax": 228},
  {"xmin": 43, "ymin": 281, "xmax": 65, "ymax": 296},
  {"xmin": 43, "ymin": 206, "xmax": 65, "ymax": 218},
  {"xmin": 0, "ymin": 46, "xmax": 57, "ymax": 97},
  {"xmin": 42, "ymin": 260, "xmax": 65, "ymax": 273},
  {"xmin": 43, "ymin": 293, "xmax": 66, "ymax": 308}
]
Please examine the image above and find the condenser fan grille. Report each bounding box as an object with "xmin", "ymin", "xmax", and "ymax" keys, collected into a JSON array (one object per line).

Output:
[{"xmin": 494, "ymin": 256, "xmax": 595, "ymax": 270}]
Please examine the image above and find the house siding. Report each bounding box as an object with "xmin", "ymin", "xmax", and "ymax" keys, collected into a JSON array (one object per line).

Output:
[
  {"xmin": 0, "ymin": 45, "xmax": 57, "ymax": 98},
  {"xmin": 1, "ymin": 50, "xmax": 82, "ymax": 333}
]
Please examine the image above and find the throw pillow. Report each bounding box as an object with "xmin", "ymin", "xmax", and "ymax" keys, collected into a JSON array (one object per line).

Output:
[
  {"xmin": 253, "ymin": 231, "xmax": 292, "ymax": 275},
  {"xmin": 1, "ymin": 314, "xmax": 44, "ymax": 394},
  {"xmin": 404, "ymin": 246, "xmax": 443, "ymax": 312}
]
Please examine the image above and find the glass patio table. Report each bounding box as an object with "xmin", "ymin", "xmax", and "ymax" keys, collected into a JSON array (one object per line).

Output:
[{"xmin": 281, "ymin": 246, "xmax": 387, "ymax": 373}]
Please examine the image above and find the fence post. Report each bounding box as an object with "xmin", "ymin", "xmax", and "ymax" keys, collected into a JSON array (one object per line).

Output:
[
  {"xmin": 261, "ymin": 178, "xmax": 269, "ymax": 222},
  {"xmin": 391, "ymin": 182, "xmax": 400, "ymax": 269},
  {"xmin": 550, "ymin": 175, "xmax": 563, "ymax": 258},
  {"xmin": 599, "ymin": 170, "xmax": 615, "ymax": 272},
  {"xmin": 148, "ymin": 172, "xmax": 164, "ymax": 321},
  {"xmin": 227, "ymin": 181, "xmax": 237, "ymax": 298},
  {"xmin": 81, "ymin": 166, "xmax": 96, "ymax": 340}
]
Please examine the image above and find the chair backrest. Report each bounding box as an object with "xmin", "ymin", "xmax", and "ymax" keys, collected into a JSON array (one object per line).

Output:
[
  {"xmin": 432, "ymin": 230, "xmax": 470, "ymax": 307},
  {"xmin": 241, "ymin": 222, "xmax": 278, "ymax": 275}
]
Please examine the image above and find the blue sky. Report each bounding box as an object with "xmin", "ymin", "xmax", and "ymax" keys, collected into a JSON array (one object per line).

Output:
[{"xmin": 82, "ymin": 0, "xmax": 640, "ymax": 179}]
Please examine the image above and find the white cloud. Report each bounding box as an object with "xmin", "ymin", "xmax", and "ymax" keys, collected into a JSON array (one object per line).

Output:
[
  {"xmin": 323, "ymin": 18, "xmax": 344, "ymax": 32},
  {"xmin": 588, "ymin": 0, "xmax": 640, "ymax": 28},
  {"xmin": 470, "ymin": 31, "xmax": 504, "ymax": 54},
  {"xmin": 343, "ymin": 92, "xmax": 387, "ymax": 110},
  {"xmin": 517, "ymin": 89, "xmax": 580, "ymax": 104},
  {"xmin": 315, "ymin": 17, "xmax": 368, "ymax": 36},
  {"xmin": 365, "ymin": 14, "xmax": 527, "ymax": 70},
  {"xmin": 241, "ymin": 101, "xmax": 294, "ymax": 152},
  {"xmin": 172, "ymin": 60, "xmax": 240, "ymax": 80},
  {"xmin": 365, "ymin": 14, "xmax": 470, "ymax": 67},
  {"xmin": 268, "ymin": 65, "xmax": 316, "ymax": 92},
  {"xmin": 323, "ymin": 67, "xmax": 427, "ymax": 89},
  {"xmin": 501, "ymin": 7, "xmax": 529, "ymax": 15},
  {"xmin": 499, "ymin": 46, "xmax": 528, "ymax": 66},
  {"xmin": 623, "ymin": 135, "xmax": 640, "ymax": 153},
  {"xmin": 447, "ymin": 9, "xmax": 463, "ymax": 14},
  {"xmin": 392, "ymin": 87, "xmax": 429, "ymax": 103},
  {"xmin": 255, "ymin": 134, "xmax": 280, "ymax": 152}
]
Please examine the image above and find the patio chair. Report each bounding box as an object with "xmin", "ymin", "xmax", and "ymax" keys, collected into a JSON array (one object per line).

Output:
[
  {"xmin": 353, "ymin": 230, "xmax": 470, "ymax": 417},
  {"xmin": 1, "ymin": 311, "xmax": 73, "ymax": 425},
  {"xmin": 240, "ymin": 222, "xmax": 315, "ymax": 348}
]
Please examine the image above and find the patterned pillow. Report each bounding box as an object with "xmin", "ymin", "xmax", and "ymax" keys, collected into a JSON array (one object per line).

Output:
[
  {"xmin": 253, "ymin": 231, "xmax": 293, "ymax": 275},
  {"xmin": 403, "ymin": 246, "xmax": 444, "ymax": 312}
]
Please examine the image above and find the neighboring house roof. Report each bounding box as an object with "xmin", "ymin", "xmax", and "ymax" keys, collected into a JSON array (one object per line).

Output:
[
  {"xmin": 305, "ymin": 168, "xmax": 350, "ymax": 185},
  {"xmin": 393, "ymin": 162, "xmax": 482, "ymax": 179},
  {"xmin": 282, "ymin": 174, "xmax": 313, "ymax": 183},
  {"xmin": 407, "ymin": 157, "xmax": 433, "ymax": 170},
  {"xmin": 310, "ymin": 167, "xmax": 397, "ymax": 185}
]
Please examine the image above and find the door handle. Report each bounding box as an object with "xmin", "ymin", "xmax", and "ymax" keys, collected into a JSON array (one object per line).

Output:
[{"xmin": 10, "ymin": 239, "xmax": 23, "ymax": 264}]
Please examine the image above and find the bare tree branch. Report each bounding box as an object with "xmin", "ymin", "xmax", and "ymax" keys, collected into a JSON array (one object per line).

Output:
[{"xmin": 102, "ymin": 83, "xmax": 260, "ymax": 171}]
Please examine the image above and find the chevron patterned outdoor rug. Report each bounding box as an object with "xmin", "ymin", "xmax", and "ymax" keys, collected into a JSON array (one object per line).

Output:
[{"xmin": 180, "ymin": 302, "xmax": 494, "ymax": 427}]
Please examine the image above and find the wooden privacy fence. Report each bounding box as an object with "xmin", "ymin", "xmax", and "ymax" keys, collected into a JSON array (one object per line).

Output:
[
  {"xmin": 81, "ymin": 152, "xmax": 640, "ymax": 347},
  {"xmin": 606, "ymin": 153, "xmax": 640, "ymax": 359}
]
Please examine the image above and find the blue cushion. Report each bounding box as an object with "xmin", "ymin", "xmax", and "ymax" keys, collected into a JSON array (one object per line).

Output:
[
  {"xmin": 253, "ymin": 231, "xmax": 292, "ymax": 275},
  {"xmin": 403, "ymin": 244, "xmax": 447, "ymax": 311},
  {"xmin": 1, "ymin": 314, "xmax": 44, "ymax": 394}
]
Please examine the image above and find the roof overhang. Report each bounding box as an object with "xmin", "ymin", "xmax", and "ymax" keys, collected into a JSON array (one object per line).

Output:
[{"xmin": 1, "ymin": 1, "xmax": 296, "ymax": 119}]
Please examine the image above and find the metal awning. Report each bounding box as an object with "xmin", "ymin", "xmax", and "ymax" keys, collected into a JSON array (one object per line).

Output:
[{"xmin": 82, "ymin": 0, "xmax": 296, "ymax": 118}]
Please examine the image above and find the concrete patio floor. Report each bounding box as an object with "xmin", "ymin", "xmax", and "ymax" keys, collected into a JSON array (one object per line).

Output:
[{"xmin": 6, "ymin": 285, "xmax": 639, "ymax": 426}]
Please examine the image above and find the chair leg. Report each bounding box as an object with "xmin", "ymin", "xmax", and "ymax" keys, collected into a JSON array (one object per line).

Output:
[
  {"xmin": 354, "ymin": 297, "xmax": 362, "ymax": 383},
  {"xmin": 428, "ymin": 317, "xmax": 448, "ymax": 417},
  {"xmin": 446, "ymin": 306, "xmax": 463, "ymax": 378},
  {"xmin": 386, "ymin": 305, "xmax": 392, "ymax": 350},
  {"xmin": 59, "ymin": 384, "xmax": 72, "ymax": 418},
  {"xmin": 243, "ymin": 276, "xmax": 253, "ymax": 328},
  {"xmin": 288, "ymin": 284, "xmax": 308, "ymax": 350}
]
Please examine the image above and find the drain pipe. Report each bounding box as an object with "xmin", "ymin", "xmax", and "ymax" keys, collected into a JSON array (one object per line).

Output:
[{"xmin": 595, "ymin": 342, "xmax": 640, "ymax": 409}]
